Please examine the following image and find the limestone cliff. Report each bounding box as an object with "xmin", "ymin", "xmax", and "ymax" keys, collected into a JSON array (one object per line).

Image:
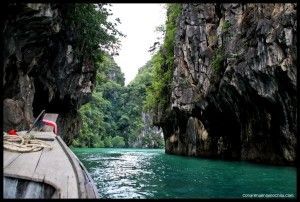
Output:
[
  {"xmin": 3, "ymin": 3, "xmax": 96, "ymax": 145},
  {"xmin": 159, "ymin": 4, "xmax": 297, "ymax": 165},
  {"xmin": 131, "ymin": 112, "xmax": 163, "ymax": 148}
]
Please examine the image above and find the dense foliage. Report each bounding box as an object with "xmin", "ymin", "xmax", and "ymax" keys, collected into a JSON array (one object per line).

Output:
[
  {"xmin": 71, "ymin": 4, "xmax": 182, "ymax": 148},
  {"xmin": 144, "ymin": 4, "xmax": 182, "ymax": 114},
  {"xmin": 126, "ymin": 61, "xmax": 164, "ymax": 148},
  {"xmin": 66, "ymin": 3, "xmax": 124, "ymax": 62},
  {"xmin": 72, "ymin": 55, "xmax": 164, "ymax": 148}
]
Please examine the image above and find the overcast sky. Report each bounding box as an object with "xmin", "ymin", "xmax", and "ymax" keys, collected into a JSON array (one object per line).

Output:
[{"xmin": 110, "ymin": 4, "xmax": 166, "ymax": 85}]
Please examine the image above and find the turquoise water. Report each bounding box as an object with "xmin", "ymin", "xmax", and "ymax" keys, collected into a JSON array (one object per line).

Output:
[{"xmin": 72, "ymin": 148, "xmax": 296, "ymax": 199}]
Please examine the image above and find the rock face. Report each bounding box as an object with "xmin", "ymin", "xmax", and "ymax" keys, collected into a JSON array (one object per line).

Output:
[
  {"xmin": 3, "ymin": 3, "xmax": 96, "ymax": 145},
  {"xmin": 131, "ymin": 112, "xmax": 163, "ymax": 148},
  {"xmin": 160, "ymin": 4, "xmax": 296, "ymax": 165}
]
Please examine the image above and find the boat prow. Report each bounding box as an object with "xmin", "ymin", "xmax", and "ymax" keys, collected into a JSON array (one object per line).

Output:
[{"xmin": 3, "ymin": 131, "xmax": 99, "ymax": 198}]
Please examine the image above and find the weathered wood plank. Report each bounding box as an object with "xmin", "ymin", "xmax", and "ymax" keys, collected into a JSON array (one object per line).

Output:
[
  {"xmin": 79, "ymin": 160, "xmax": 99, "ymax": 198},
  {"xmin": 70, "ymin": 145, "xmax": 99, "ymax": 198},
  {"xmin": 43, "ymin": 113, "xmax": 58, "ymax": 122},
  {"xmin": 17, "ymin": 131, "xmax": 56, "ymax": 139},
  {"xmin": 4, "ymin": 131, "xmax": 54, "ymax": 168},
  {"xmin": 66, "ymin": 147, "xmax": 98, "ymax": 198},
  {"xmin": 85, "ymin": 182, "xmax": 98, "ymax": 199},
  {"xmin": 56, "ymin": 136, "xmax": 88, "ymax": 198},
  {"xmin": 67, "ymin": 170, "xmax": 78, "ymax": 198},
  {"xmin": 3, "ymin": 131, "xmax": 97, "ymax": 198},
  {"xmin": 3, "ymin": 176, "xmax": 18, "ymax": 198},
  {"xmin": 4, "ymin": 149, "xmax": 44, "ymax": 181},
  {"xmin": 4, "ymin": 152, "xmax": 21, "ymax": 168},
  {"xmin": 4, "ymin": 131, "xmax": 77, "ymax": 198},
  {"xmin": 32, "ymin": 135, "xmax": 78, "ymax": 198}
]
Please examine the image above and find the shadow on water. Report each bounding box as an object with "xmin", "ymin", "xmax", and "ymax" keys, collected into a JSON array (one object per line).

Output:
[{"xmin": 72, "ymin": 148, "xmax": 296, "ymax": 199}]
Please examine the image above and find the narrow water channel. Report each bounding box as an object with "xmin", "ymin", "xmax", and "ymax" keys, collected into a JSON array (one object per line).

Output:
[{"xmin": 72, "ymin": 148, "xmax": 296, "ymax": 199}]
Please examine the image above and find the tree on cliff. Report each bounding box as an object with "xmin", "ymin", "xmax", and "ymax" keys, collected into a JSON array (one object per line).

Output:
[
  {"xmin": 66, "ymin": 3, "xmax": 124, "ymax": 58},
  {"xmin": 144, "ymin": 4, "xmax": 182, "ymax": 114}
]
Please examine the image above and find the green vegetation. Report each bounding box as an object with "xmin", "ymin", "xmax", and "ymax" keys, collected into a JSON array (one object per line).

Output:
[
  {"xmin": 208, "ymin": 34, "xmax": 218, "ymax": 45},
  {"xmin": 144, "ymin": 4, "xmax": 182, "ymax": 113},
  {"xmin": 211, "ymin": 46, "xmax": 225, "ymax": 72},
  {"xmin": 71, "ymin": 4, "xmax": 182, "ymax": 148},
  {"xmin": 222, "ymin": 20, "xmax": 231, "ymax": 33},
  {"xmin": 126, "ymin": 61, "xmax": 164, "ymax": 148},
  {"xmin": 73, "ymin": 55, "xmax": 164, "ymax": 148},
  {"xmin": 66, "ymin": 3, "xmax": 124, "ymax": 62},
  {"xmin": 212, "ymin": 19, "xmax": 233, "ymax": 72},
  {"xmin": 211, "ymin": 19, "xmax": 232, "ymax": 72},
  {"xmin": 73, "ymin": 54, "xmax": 125, "ymax": 148},
  {"xmin": 111, "ymin": 136, "xmax": 126, "ymax": 147}
]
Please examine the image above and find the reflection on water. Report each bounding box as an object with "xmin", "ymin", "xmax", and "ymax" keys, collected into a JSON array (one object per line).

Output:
[
  {"xmin": 72, "ymin": 148, "xmax": 296, "ymax": 199},
  {"xmin": 80, "ymin": 149, "xmax": 162, "ymax": 198}
]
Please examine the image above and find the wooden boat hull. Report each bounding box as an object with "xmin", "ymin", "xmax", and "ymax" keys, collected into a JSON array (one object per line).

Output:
[{"xmin": 3, "ymin": 131, "xmax": 99, "ymax": 198}]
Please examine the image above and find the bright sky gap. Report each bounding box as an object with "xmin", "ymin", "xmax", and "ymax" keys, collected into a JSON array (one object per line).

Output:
[{"xmin": 110, "ymin": 4, "xmax": 166, "ymax": 85}]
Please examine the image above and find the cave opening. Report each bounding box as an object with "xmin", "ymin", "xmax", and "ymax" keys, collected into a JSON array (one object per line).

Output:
[
  {"xmin": 216, "ymin": 112, "xmax": 241, "ymax": 159},
  {"xmin": 32, "ymin": 78, "xmax": 74, "ymax": 118},
  {"xmin": 203, "ymin": 97, "xmax": 242, "ymax": 160},
  {"xmin": 32, "ymin": 78, "xmax": 51, "ymax": 118}
]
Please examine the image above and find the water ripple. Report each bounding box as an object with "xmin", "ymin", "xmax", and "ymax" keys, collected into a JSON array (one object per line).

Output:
[{"xmin": 72, "ymin": 148, "xmax": 296, "ymax": 199}]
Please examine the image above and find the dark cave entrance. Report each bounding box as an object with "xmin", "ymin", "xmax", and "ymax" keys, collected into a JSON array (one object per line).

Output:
[
  {"xmin": 32, "ymin": 78, "xmax": 68, "ymax": 139},
  {"xmin": 32, "ymin": 78, "xmax": 70, "ymax": 118},
  {"xmin": 32, "ymin": 79, "xmax": 50, "ymax": 118},
  {"xmin": 202, "ymin": 97, "xmax": 242, "ymax": 160}
]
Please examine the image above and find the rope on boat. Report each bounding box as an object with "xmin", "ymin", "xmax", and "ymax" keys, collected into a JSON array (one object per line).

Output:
[{"xmin": 3, "ymin": 133, "xmax": 53, "ymax": 153}]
